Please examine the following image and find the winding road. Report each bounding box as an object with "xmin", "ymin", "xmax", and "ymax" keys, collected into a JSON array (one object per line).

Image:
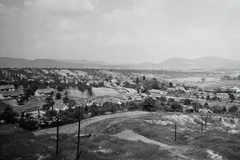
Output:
[{"xmin": 33, "ymin": 111, "xmax": 150, "ymax": 136}]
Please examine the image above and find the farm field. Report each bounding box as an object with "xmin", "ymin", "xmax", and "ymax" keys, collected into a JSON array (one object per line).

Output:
[
  {"xmin": 166, "ymin": 76, "xmax": 240, "ymax": 89},
  {"xmin": 68, "ymin": 89, "xmax": 90, "ymax": 98},
  {"xmin": 92, "ymin": 87, "xmax": 119, "ymax": 97},
  {"xmin": 192, "ymin": 80, "xmax": 240, "ymax": 89},
  {"xmin": 67, "ymin": 87, "xmax": 120, "ymax": 99},
  {"xmin": 12, "ymin": 101, "xmax": 45, "ymax": 112},
  {"xmin": 166, "ymin": 77, "xmax": 220, "ymax": 83}
]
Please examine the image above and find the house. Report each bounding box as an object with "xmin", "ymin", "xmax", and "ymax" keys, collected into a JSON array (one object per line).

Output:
[
  {"xmin": 197, "ymin": 92, "xmax": 215, "ymax": 99},
  {"xmin": 0, "ymin": 89, "xmax": 24, "ymax": 99},
  {"xmin": 216, "ymin": 93, "xmax": 229, "ymax": 99},
  {"xmin": 35, "ymin": 88, "xmax": 54, "ymax": 96},
  {"xmin": 231, "ymin": 87, "xmax": 240, "ymax": 93},
  {"xmin": 149, "ymin": 89, "xmax": 167, "ymax": 98},
  {"xmin": 53, "ymin": 101, "xmax": 68, "ymax": 111},
  {"xmin": 0, "ymin": 85, "xmax": 15, "ymax": 93}
]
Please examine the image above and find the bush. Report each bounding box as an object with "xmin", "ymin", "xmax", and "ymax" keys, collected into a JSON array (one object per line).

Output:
[
  {"xmin": 229, "ymin": 105, "xmax": 238, "ymax": 113},
  {"xmin": 55, "ymin": 92, "xmax": 61, "ymax": 100},
  {"xmin": 142, "ymin": 97, "xmax": 157, "ymax": 111},
  {"xmin": 212, "ymin": 105, "xmax": 226, "ymax": 114},
  {"xmin": 1, "ymin": 105, "xmax": 18, "ymax": 124}
]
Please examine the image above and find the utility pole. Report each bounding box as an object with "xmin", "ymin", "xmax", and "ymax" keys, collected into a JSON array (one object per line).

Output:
[
  {"xmin": 76, "ymin": 106, "xmax": 81, "ymax": 160},
  {"xmin": 175, "ymin": 122, "xmax": 177, "ymax": 141},
  {"xmin": 201, "ymin": 115, "xmax": 203, "ymax": 133},
  {"xmin": 56, "ymin": 113, "xmax": 60, "ymax": 155},
  {"xmin": 205, "ymin": 115, "xmax": 207, "ymax": 130}
]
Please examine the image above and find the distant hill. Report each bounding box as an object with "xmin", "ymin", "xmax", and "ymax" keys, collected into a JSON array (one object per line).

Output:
[
  {"xmin": 54, "ymin": 59, "xmax": 111, "ymax": 65},
  {"xmin": 157, "ymin": 57, "xmax": 240, "ymax": 69},
  {"xmin": 0, "ymin": 56, "xmax": 239, "ymax": 69},
  {"xmin": 0, "ymin": 57, "xmax": 30, "ymax": 68}
]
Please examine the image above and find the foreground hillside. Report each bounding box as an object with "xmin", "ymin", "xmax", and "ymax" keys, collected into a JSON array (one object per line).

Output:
[{"xmin": 2, "ymin": 111, "xmax": 239, "ymax": 160}]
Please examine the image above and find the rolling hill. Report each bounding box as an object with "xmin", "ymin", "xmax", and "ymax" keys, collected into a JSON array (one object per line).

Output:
[{"xmin": 0, "ymin": 56, "xmax": 239, "ymax": 69}]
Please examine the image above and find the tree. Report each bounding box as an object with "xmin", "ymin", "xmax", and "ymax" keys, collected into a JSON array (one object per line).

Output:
[
  {"xmin": 180, "ymin": 98, "xmax": 191, "ymax": 106},
  {"xmin": 57, "ymin": 84, "xmax": 64, "ymax": 92},
  {"xmin": 212, "ymin": 105, "xmax": 226, "ymax": 114},
  {"xmin": 201, "ymin": 77, "xmax": 206, "ymax": 82},
  {"xmin": 159, "ymin": 96, "xmax": 167, "ymax": 104},
  {"xmin": 42, "ymin": 104, "xmax": 51, "ymax": 111},
  {"xmin": 78, "ymin": 82, "xmax": 87, "ymax": 93},
  {"xmin": 55, "ymin": 92, "xmax": 61, "ymax": 100},
  {"xmin": 63, "ymin": 90, "xmax": 70, "ymax": 104},
  {"xmin": 68, "ymin": 99, "xmax": 76, "ymax": 110},
  {"xmin": 206, "ymin": 95, "xmax": 210, "ymax": 100},
  {"xmin": 229, "ymin": 93, "xmax": 235, "ymax": 101},
  {"xmin": 170, "ymin": 101, "xmax": 183, "ymax": 112},
  {"xmin": 45, "ymin": 110, "xmax": 57, "ymax": 118},
  {"xmin": 136, "ymin": 77, "xmax": 139, "ymax": 84},
  {"xmin": 1, "ymin": 105, "xmax": 18, "ymax": 124},
  {"xmin": 229, "ymin": 105, "xmax": 238, "ymax": 113},
  {"xmin": 143, "ymin": 76, "xmax": 146, "ymax": 81},
  {"xmin": 45, "ymin": 96, "xmax": 55, "ymax": 108},
  {"xmin": 169, "ymin": 82, "xmax": 173, "ymax": 88},
  {"xmin": 237, "ymin": 75, "xmax": 240, "ymax": 80},
  {"xmin": 142, "ymin": 97, "xmax": 157, "ymax": 111}
]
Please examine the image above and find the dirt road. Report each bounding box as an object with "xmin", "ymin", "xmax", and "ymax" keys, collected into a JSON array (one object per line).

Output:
[{"xmin": 33, "ymin": 111, "xmax": 150, "ymax": 136}]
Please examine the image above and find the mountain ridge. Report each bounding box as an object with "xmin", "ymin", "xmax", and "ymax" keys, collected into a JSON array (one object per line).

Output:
[{"xmin": 0, "ymin": 56, "xmax": 239, "ymax": 69}]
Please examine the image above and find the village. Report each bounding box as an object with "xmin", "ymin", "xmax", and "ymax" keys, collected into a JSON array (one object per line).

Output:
[{"xmin": 0, "ymin": 68, "xmax": 240, "ymax": 130}]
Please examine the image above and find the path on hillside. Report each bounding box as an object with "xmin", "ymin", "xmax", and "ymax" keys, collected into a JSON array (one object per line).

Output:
[
  {"xmin": 33, "ymin": 111, "xmax": 150, "ymax": 136},
  {"xmin": 114, "ymin": 130, "xmax": 192, "ymax": 160},
  {"xmin": 114, "ymin": 130, "xmax": 176, "ymax": 150}
]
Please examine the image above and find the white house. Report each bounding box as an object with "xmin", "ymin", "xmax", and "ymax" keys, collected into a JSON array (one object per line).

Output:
[{"xmin": 35, "ymin": 88, "xmax": 54, "ymax": 96}]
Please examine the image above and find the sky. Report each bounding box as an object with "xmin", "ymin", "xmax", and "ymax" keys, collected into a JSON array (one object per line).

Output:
[{"xmin": 0, "ymin": 0, "xmax": 240, "ymax": 64}]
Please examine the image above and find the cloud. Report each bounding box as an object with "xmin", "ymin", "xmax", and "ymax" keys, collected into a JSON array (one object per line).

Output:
[
  {"xmin": 24, "ymin": 0, "xmax": 98, "ymax": 16},
  {"xmin": 107, "ymin": 33, "xmax": 134, "ymax": 46},
  {"xmin": 34, "ymin": 40, "xmax": 55, "ymax": 49},
  {"xmin": 0, "ymin": 3, "xmax": 20, "ymax": 17}
]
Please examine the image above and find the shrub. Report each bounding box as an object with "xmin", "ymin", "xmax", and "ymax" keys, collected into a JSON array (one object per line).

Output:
[
  {"xmin": 1, "ymin": 105, "xmax": 18, "ymax": 124},
  {"xmin": 229, "ymin": 105, "xmax": 239, "ymax": 113},
  {"xmin": 142, "ymin": 97, "xmax": 157, "ymax": 112}
]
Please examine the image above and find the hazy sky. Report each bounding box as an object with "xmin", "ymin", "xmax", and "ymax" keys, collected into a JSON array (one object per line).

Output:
[{"xmin": 0, "ymin": 0, "xmax": 240, "ymax": 63}]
